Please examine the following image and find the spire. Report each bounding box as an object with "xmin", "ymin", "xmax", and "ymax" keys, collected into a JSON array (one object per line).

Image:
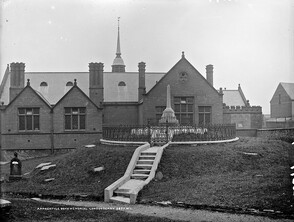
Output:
[
  {"xmin": 116, "ymin": 17, "xmax": 121, "ymax": 56},
  {"xmin": 112, "ymin": 17, "xmax": 125, "ymax": 72}
]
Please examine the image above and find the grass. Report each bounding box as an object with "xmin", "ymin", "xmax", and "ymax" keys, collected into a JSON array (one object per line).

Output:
[
  {"xmin": 139, "ymin": 137, "xmax": 294, "ymax": 213},
  {"xmin": 1, "ymin": 144, "xmax": 137, "ymax": 197},
  {"xmin": 1, "ymin": 138, "xmax": 293, "ymax": 214},
  {"xmin": 1, "ymin": 198, "xmax": 185, "ymax": 222}
]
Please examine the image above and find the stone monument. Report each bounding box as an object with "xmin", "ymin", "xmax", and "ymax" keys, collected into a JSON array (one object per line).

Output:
[{"xmin": 159, "ymin": 85, "xmax": 179, "ymax": 125}]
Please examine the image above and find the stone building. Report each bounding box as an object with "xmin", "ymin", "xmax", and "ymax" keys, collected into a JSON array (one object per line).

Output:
[
  {"xmin": 222, "ymin": 84, "xmax": 262, "ymax": 130},
  {"xmin": 266, "ymin": 82, "xmax": 294, "ymax": 128},
  {"xmin": 0, "ymin": 23, "xmax": 263, "ymax": 150}
]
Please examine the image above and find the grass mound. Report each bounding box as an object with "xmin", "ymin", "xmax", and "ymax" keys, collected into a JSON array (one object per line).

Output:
[
  {"xmin": 2, "ymin": 145, "xmax": 136, "ymax": 197},
  {"xmin": 2, "ymin": 138, "xmax": 293, "ymax": 214},
  {"xmin": 140, "ymin": 138, "xmax": 294, "ymax": 213}
]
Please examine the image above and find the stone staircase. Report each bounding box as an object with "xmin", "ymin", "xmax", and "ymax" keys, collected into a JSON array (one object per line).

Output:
[
  {"xmin": 109, "ymin": 147, "xmax": 158, "ymax": 204},
  {"xmin": 105, "ymin": 144, "xmax": 169, "ymax": 204}
]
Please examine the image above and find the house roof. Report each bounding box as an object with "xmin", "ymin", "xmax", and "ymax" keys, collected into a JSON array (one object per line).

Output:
[
  {"xmin": 222, "ymin": 90, "xmax": 246, "ymax": 106},
  {"xmin": 0, "ymin": 71, "xmax": 164, "ymax": 105},
  {"xmin": 52, "ymin": 80, "xmax": 102, "ymax": 110},
  {"xmin": 146, "ymin": 54, "xmax": 221, "ymax": 96},
  {"xmin": 280, "ymin": 82, "xmax": 294, "ymax": 100},
  {"xmin": 4, "ymin": 81, "xmax": 52, "ymax": 110}
]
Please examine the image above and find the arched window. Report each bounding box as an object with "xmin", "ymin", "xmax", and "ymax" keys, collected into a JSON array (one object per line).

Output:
[
  {"xmin": 66, "ymin": 81, "xmax": 73, "ymax": 87},
  {"xmin": 118, "ymin": 81, "xmax": 126, "ymax": 87},
  {"xmin": 40, "ymin": 82, "xmax": 48, "ymax": 87}
]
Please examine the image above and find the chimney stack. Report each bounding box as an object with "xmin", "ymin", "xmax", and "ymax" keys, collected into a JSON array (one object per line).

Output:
[
  {"xmin": 9, "ymin": 62, "xmax": 25, "ymax": 102},
  {"xmin": 89, "ymin": 62, "xmax": 104, "ymax": 106},
  {"xmin": 206, "ymin": 64, "xmax": 213, "ymax": 86},
  {"xmin": 138, "ymin": 62, "xmax": 146, "ymax": 101}
]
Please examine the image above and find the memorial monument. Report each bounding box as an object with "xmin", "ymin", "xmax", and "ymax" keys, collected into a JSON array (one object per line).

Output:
[{"xmin": 159, "ymin": 85, "xmax": 179, "ymax": 125}]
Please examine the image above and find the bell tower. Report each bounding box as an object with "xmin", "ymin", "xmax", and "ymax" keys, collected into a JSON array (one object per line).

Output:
[{"xmin": 112, "ymin": 17, "xmax": 126, "ymax": 72}]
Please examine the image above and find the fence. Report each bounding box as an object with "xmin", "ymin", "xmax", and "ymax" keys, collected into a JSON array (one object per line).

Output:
[{"xmin": 102, "ymin": 123, "xmax": 236, "ymax": 143}]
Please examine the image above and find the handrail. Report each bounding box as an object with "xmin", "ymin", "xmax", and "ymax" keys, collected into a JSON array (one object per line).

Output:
[
  {"xmin": 129, "ymin": 143, "xmax": 170, "ymax": 203},
  {"xmin": 104, "ymin": 143, "xmax": 150, "ymax": 202}
]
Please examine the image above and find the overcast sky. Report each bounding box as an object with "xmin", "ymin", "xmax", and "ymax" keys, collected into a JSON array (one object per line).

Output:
[{"xmin": 1, "ymin": 0, "xmax": 293, "ymax": 114}]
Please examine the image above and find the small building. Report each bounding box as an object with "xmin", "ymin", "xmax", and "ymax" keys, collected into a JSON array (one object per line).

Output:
[
  {"xmin": 222, "ymin": 85, "xmax": 262, "ymax": 136},
  {"xmin": 267, "ymin": 82, "xmax": 294, "ymax": 128}
]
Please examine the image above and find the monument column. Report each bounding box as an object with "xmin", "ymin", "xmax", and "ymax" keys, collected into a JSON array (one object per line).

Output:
[{"xmin": 159, "ymin": 85, "xmax": 179, "ymax": 125}]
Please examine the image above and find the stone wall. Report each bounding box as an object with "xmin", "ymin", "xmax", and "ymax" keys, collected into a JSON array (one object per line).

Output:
[
  {"xmin": 223, "ymin": 105, "xmax": 262, "ymax": 129},
  {"xmin": 257, "ymin": 128, "xmax": 294, "ymax": 141}
]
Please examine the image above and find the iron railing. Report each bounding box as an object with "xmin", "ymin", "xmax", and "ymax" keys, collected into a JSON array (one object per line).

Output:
[
  {"xmin": 102, "ymin": 123, "xmax": 236, "ymax": 143},
  {"xmin": 171, "ymin": 124, "xmax": 236, "ymax": 141}
]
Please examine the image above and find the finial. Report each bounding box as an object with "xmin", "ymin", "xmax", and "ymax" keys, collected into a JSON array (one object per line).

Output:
[
  {"xmin": 182, "ymin": 51, "xmax": 185, "ymax": 58},
  {"xmin": 27, "ymin": 79, "xmax": 30, "ymax": 86},
  {"xmin": 74, "ymin": 79, "xmax": 77, "ymax": 86},
  {"xmin": 118, "ymin": 17, "xmax": 120, "ymax": 29}
]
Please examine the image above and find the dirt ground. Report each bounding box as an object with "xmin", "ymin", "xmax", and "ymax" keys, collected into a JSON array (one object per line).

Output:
[{"xmin": 34, "ymin": 198, "xmax": 293, "ymax": 222}]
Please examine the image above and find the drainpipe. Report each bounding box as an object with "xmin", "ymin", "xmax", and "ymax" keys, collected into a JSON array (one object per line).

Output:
[{"xmin": 50, "ymin": 109, "xmax": 54, "ymax": 154}]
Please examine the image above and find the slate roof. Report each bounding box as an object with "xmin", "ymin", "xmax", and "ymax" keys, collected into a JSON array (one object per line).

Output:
[
  {"xmin": 222, "ymin": 89, "xmax": 247, "ymax": 107},
  {"xmin": 0, "ymin": 71, "xmax": 165, "ymax": 105},
  {"xmin": 280, "ymin": 82, "xmax": 294, "ymax": 100}
]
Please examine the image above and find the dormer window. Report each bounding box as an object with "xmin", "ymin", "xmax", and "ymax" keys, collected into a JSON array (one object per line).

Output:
[
  {"xmin": 66, "ymin": 81, "xmax": 74, "ymax": 87},
  {"xmin": 118, "ymin": 81, "xmax": 126, "ymax": 87},
  {"xmin": 40, "ymin": 82, "xmax": 48, "ymax": 87}
]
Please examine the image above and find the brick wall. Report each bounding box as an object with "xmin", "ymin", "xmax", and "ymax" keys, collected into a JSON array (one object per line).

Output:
[
  {"xmin": 1, "ymin": 85, "xmax": 102, "ymax": 150},
  {"xmin": 53, "ymin": 86, "xmax": 102, "ymax": 146},
  {"xmin": 53, "ymin": 133, "xmax": 101, "ymax": 149},
  {"xmin": 103, "ymin": 103, "xmax": 138, "ymax": 125},
  {"xmin": 1, "ymin": 86, "xmax": 52, "ymax": 150},
  {"xmin": 140, "ymin": 58, "xmax": 223, "ymax": 125}
]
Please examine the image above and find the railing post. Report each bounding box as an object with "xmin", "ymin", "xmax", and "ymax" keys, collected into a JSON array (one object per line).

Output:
[{"xmin": 148, "ymin": 120, "xmax": 151, "ymax": 145}]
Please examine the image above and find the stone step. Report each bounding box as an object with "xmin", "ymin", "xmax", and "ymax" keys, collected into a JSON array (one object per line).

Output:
[
  {"xmin": 117, "ymin": 179, "xmax": 145, "ymax": 192},
  {"xmin": 133, "ymin": 169, "xmax": 151, "ymax": 174},
  {"xmin": 135, "ymin": 164, "xmax": 153, "ymax": 169},
  {"xmin": 142, "ymin": 147, "xmax": 160, "ymax": 152},
  {"xmin": 131, "ymin": 174, "xmax": 149, "ymax": 180},
  {"xmin": 140, "ymin": 152, "xmax": 157, "ymax": 156},
  {"xmin": 114, "ymin": 190, "xmax": 131, "ymax": 197},
  {"xmin": 137, "ymin": 160, "xmax": 154, "ymax": 165},
  {"xmin": 138, "ymin": 155, "xmax": 156, "ymax": 160},
  {"xmin": 110, "ymin": 196, "xmax": 130, "ymax": 204}
]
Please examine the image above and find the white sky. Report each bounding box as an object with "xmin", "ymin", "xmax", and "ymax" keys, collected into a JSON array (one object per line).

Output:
[{"xmin": 1, "ymin": 0, "xmax": 293, "ymax": 114}]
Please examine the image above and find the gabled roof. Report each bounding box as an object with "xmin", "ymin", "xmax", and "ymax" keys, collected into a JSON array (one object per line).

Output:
[
  {"xmin": 222, "ymin": 90, "xmax": 246, "ymax": 107},
  {"xmin": 221, "ymin": 84, "xmax": 248, "ymax": 107},
  {"xmin": 24, "ymin": 71, "xmax": 164, "ymax": 103},
  {"xmin": 146, "ymin": 54, "xmax": 220, "ymax": 96},
  {"xmin": 280, "ymin": 82, "xmax": 294, "ymax": 100},
  {"xmin": 52, "ymin": 80, "xmax": 102, "ymax": 110},
  {"xmin": 4, "ymin": 81, "xmax": 52, "ymax": 110},
  {"xmin": 0, "ymin": 65, "xmax": 9, "ymax": 98}
]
